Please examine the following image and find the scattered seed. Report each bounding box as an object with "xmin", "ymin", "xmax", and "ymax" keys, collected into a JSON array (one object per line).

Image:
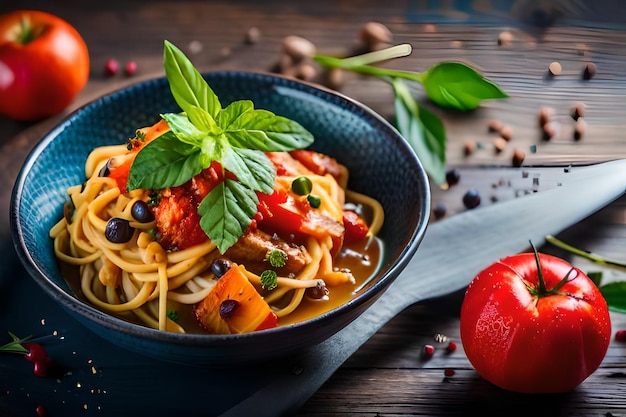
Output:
[
  {"xmin": 487, "ymin": 119, "xmax": 503, "ymax": 133},
  {"xmin": 446, "ymin": 341, "xmax": 457, "ymax": 353},
  {"xmin": 497, "ymin": 30, "xmax": 513, "ymax": 46},
  {"xmin": 548, "ymin": 61, "xmax": 562, "ymax": 76},
  {"xmin": 463, "ymin": 140, "xmax": 475, "ymax": 156},
  {"xmin": 434, "ymin": 333, "xmax": 449, "ymax": 343},
  {"xmin": 493, "ymin": 137, "xmax": 507, "ymax": 153},
  {"xmin": 124, "ymin": 61, "xmax": 137, "ymax": 76},
  {"xmin": 296, "ymin": 62, "xmax": 317, "ymax": 81},
  {"xmin": 423, "ymin": 344, "xmax": 435, "ymax": 356},
  {"xmin": 574, "ymin": 118, "xmax": 587, "ymax": 141},
  {"xmin": 445, "ymin": 168, "xmax": 461, "ymax": 187},
  {"xmin": 462, "ymin": 189, "xmax": 481, "ymax": 209},
  {"xmin": 423, "ymin": 23, "xmax": 437, "ymax": 33},
  {"xmin": 583, "ymin": 62, "xmax": 597, "ymax": 80},
  {"xmin": 499, "ymin": 125, "xmax": 513, "ymax": 141},
  {"xmin": 571, "ymin": 102, "xmax": 586, "ymax": 120},
  {"xmin": 538, "ymin": 106, "xmax": 555, "ymax": 127},
  {"xmin": 616, "ymin": 330, "xmax": 626, "ymax": 342},
  {"xmin": 326, "ymin": 68, "xmax": 345, "ymax": 90},
  {"xmin": 359, "ymin": 22, "xmax": 393, "ymax": 50},
  {"xmin": 282, "ymin": 36, "xmax": 316, "ymax": 63},
  {"xmin": 542, "ymin": 121, "xmax": 558, "ymax": 141},
  {"xmin": 444, "ymin": 368, "xmax": 456, "ymax": 377},
  {"xmin": 512, "ymin": 148, "xmax": 526, "ymax": 167},
  {"xmin": 104, "ymin": 59, "xmax": 119, "ymax": 76},
  {"xmin": 188, "ymin": 40, "xmax": 203, "ymax": 54},
  {"xmin": 245, "ymin": 26, "xmax": 261, "ymax": 44},
  {"xmin": 433, "ymin": 202, "xmax": 447, "ymax": 220}
]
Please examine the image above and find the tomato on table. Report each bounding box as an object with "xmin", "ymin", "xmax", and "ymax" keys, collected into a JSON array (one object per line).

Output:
[
  {"xmin": 0, "ymin": 10, "xmax": 89, "ymax": 121},
  {"xmin": 460, "ymin": 249, "xmax": 611, "ymax": 394}
]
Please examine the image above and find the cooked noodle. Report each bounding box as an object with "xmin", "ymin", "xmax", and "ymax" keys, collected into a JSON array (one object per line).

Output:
[{"xmin": 50, "ymin": 136, "xmax": 384, "ymax": 334}]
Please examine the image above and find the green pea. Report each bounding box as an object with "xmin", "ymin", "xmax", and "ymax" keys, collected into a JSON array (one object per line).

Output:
[{"xmin": 291, "ymin": 176, "xmax": 313, "ymax": 196}]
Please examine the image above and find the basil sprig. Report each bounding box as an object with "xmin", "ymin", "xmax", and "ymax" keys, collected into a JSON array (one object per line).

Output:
[
  {"xmin": 127, "ymin": 41, "xmax": 314, "ymax": 253},
  {"xmin": 314, "ymin": 44, "xmax": 508, "ymax": 186}
]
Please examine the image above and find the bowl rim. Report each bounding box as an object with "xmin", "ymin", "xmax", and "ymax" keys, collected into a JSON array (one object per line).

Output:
[{"xmin": 10, "ymin": 69, "xmax": 431, "ymax": 347}]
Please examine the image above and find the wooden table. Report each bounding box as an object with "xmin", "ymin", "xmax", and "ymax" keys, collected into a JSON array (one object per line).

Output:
[{"xmin": 1, "ymin": 1, "xmax": 625, "ymax": 415}]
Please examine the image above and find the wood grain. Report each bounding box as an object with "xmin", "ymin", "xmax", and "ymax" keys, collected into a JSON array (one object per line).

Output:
[{"xmin": 1, "ymin": 1, "xmax": 626, "ymax": 415}]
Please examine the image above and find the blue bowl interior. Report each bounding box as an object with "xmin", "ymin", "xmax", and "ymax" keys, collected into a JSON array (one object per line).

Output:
[{"xmin": 11, "ymin": 71, "xmax": 430, "ymax": 364}]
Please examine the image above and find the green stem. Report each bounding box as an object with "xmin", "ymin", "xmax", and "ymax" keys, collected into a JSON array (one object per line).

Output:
[
  {"xmin": 313, "ymin": 43, "xmax": 425, "ymax": 84},
  {"xmin": 545, "ymin": 235, "xmax": 626, "ymax": 269}
]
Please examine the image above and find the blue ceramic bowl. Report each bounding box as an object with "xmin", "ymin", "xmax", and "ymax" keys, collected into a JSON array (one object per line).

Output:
[{"xmin": 11, "ymin": 71, "xmax": 430, "ymax": 366}]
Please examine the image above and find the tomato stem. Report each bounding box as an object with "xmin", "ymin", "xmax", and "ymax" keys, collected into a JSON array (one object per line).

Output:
[
  {"xmin": 16, "ymin": 17, "xmax": 44, "ymax": 44},
  {"xmin": 529, "ymin": 240, "xmax": 576, "ymax": 297}
]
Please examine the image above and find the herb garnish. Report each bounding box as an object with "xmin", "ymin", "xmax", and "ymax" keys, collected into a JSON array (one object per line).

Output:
[
  {"xmin": 266, "ymin": 249, "xmax": 288, "ymax": 268},
  {"xmin": 260, "ymin": 270, "xmax": 278, "ymax": 291},
  {"xmin": 0, "ymin": 332, "xmax": 31, "ymax": 354},
  {"xmin": 314, "ymin": 44, "xmax": 508, "ymax": 185},
  {"xmin": 127, "ymin": 41, "xmax": 314, "ymax": 253}
]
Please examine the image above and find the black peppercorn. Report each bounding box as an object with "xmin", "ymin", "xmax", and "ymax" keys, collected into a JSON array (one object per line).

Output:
[{"xmin": 462, "ymin": 189, "xmax": 481, "ymax": 209}]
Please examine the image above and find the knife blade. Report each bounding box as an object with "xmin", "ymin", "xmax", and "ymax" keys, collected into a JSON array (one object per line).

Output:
[{"xmin": 220, "ymin": 159, "xmax": 626, "ymax": 417}]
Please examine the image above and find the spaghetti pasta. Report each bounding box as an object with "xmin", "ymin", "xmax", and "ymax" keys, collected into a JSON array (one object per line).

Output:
[{"xmin": 50, "ymin": 122, "xmax": 385, "ymax": 335}]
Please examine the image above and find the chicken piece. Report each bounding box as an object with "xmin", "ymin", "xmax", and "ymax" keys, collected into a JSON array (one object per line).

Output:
[{"xmin": 225, "ymin": 228, "xmax": 312, "ymax": 276}]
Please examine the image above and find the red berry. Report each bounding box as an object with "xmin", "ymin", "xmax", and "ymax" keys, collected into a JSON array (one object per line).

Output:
[
  {"xmin": 423, "ymin": 344, "xmax": 435, "ymax": 356},
  {"xmin": 33, "ymin": 359, "xmax": 51, "ymax": 377},
  {"xmin": 36, "ymin": 405, "xmax": 47, "ymax": 417},
  {"xmin": 105, "ymin": 59, "xmax": 120, "ymax": 76},
  {"xmin": 616, "ymin": 330, "xmax": 626, "ymax": 342},
  {"xmin": 125, "ymin": 61, "xmax": 138, "ymax": 76},
  {"xmin": 23, "ymin": 343, "xmax": 48, "ymax": 363},
  {"xmin": 446, "ymin": 341, "xmax": 457, "ymax": 353},
  {"xmin": 444, "ymin": 368, "xmax": 456, "ymax": 377}
]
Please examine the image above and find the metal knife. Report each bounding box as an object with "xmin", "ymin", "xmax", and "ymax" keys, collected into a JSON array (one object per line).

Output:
[{"xmin": 220, "ymin": 159, "xmax": 626, "ymax": 416}]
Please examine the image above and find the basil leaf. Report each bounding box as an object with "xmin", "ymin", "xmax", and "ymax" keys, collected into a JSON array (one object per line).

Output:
[
  {"xmin": 600, "ymin": 281, "xmax": 626, "ymax": 313},
  {"xmin": 421, "ymin": 62, "xmax": 508, "ymax": 111},
  {"xmin": 164, "ymin": 40, "xmax": 222, "ymax": 121},
  {"xmin": 161, "ymin": 113, "xmax": 208, "ymax": 147},
  {"xmin": 222, "ymin": 147, "xmax": 276, "ymax": 194},
  {"xmin": 198, "ymin": 179, "xmax": 259, "ymax": 253},
  {"xmin": 219, "ymin": 101, "xmax": 314, "ymax": 151},
  {"xmin": 126, "ymin": 131, "xmax": 203, "ymax": 191},
  {"xmin": 393, "ymin": 79, "xmax": 446, "ymax": 186}
]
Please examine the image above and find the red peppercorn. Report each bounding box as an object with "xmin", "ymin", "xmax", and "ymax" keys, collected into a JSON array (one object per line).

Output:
[
  {"xmin": 423, "ymin": 344, "xmax": 435, "ymax": 356},
  {"xmin": 615, "ymin": 330, "xmax": 626, "ymax": 342},
  {"xmin": 125, "ymin": 61, "xmax": 138, "ymax": 76},
  {"xmin": 446, "ymin": 340, "xmax": 457, "ymax": 353},
  {"xmin": 104, "ymin": 58, "xmax": 119, "ymax": 76},
  {"xmin": 444, "ymin": 368, "xmax": 456, "ymax": 377},
  {"xmin": 36, "ymin": 405, "xmax": 47, "ymax": 417},
  {"xmin": 23, "ymin": 342, "xmax": 52, "ymax": 377}
]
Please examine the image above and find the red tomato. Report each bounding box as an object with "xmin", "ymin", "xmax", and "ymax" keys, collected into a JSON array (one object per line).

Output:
[
  {"xmin": 342, "ymin": 210, "xmax": 369, "ymax": 243},
  {"xmin": 460, "ymin": 251, "xmax": 611, "ymax": 394},
  {"xmin": 0, "ymin": 10, "xmax": 89, "ymax": 121}
]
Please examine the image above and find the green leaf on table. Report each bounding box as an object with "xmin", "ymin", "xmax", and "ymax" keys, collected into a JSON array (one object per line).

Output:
[
  {"xmin": 392, "ymin": 79, "xmax": 446, "ymax": 186},
  {"xmin": 600, "ymin": 281, "xmax": 626, "ymax": 313},
  {"xmin": 421, "ymin": 62, "xmax": 508, "ymax": 111}
]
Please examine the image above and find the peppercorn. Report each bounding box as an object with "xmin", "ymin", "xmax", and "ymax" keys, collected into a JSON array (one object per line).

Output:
[
  {"xmin": 433, "ymin": 202, "xmax": 447, "ymax": 220},
  {"xmin": 548, "ymin": 61, "xmax": 562, "ymax": 76},
  {"xmin": 104, "ymin": 58, "xmax": 119, "ymax": 76},
  {"xmin": 462, "ymin": 189, "xmax": 481, "ymax": 209},
  {"xmin": 444, "ymin": 368, "xmax": 456, "ymax": 377},
  {"xmin": 125, "ymin": 61, "xmax": 137, "ymax": 76},
  {"xmin": 512, "ymin": 148, "xmax": 526, "ymax": 167},
  {"xmin": 445, "ymin": 168, "xmax": 461, "ymax": 187},
  {"xmin": 423, "ymin": 344, "xmax": 435, "ymax": 357},
  {"xmin": 583, "ymin": 62, "xmax": 597, "ymax": 80}
]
